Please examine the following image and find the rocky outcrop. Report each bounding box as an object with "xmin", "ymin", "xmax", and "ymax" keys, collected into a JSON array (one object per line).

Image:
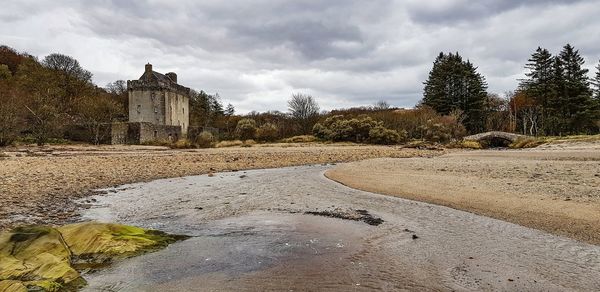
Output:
[{"xmin": 0, "ymin": 222, "xmax": 187, "ymax": 291}]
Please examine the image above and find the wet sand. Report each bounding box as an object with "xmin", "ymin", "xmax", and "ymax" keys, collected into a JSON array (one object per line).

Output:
[
  {"xmin": 0, "ymin": 144, "xmax": 436, "ymax": 230},
  {"xmin": 326, "ymin": 146, "xmax": 600, "ymax": 244},
  {"xmin": 80, "ymin": 166, "xmax": 600, "ymax": 291}
]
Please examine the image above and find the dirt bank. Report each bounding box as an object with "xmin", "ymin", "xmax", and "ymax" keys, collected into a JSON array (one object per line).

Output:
[
  {"xmin": 326, "ymin": 144, "xmax": 600, "ymax": 245},
  {"xmin": 0, "ymin": 144, "xmax": 440, "ymax": 230}
]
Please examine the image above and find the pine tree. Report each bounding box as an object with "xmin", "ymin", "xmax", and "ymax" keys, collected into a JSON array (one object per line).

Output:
[
  {"xmin": 557, "ymin": 44, "xmax": 594, "ymax": 133},
  {"xmin": 593, "ymin": 61, "xmax": 600, "ymax": 100},
  {"xmin": 423, "ymin": 52, "xmax": 488, "ymax": 133},
  {"xmin": 519, "ymin": 47, "xmax": 554, "ymax": 133}
]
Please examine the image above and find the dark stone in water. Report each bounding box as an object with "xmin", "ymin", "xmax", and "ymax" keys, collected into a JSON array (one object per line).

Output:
[{"xmin": 304, "ymin": 209, "xmax": 384, "ymax": 226}]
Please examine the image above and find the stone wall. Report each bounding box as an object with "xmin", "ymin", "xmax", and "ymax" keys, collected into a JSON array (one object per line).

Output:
[
  {"xmin": 110, "ymin": 122, "xmax": 182, "ymax": 144},
  {"xmin": 128, "ymin": 90, "xmax": 166, "ymax": 125},
  {"xmin": 165, "ymin": 91, "xmax": 189, "ymax": 135}
]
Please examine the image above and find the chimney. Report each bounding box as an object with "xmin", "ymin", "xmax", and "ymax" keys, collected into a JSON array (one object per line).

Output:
[
  {"xmin": 166, "ymin": 72, "xmax": 177, "ymax": 83},
  {"xmin": 145, "ymin": 63, "xmax": 152, "ymax": 74}
]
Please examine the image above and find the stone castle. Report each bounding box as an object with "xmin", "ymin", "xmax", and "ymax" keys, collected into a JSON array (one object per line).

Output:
[{"xmin": 111, "ymin": 64, "xmax": 191, "ymax": 144}]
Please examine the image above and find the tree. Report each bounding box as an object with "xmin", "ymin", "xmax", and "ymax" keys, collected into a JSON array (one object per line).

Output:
[
  {"xmin": 17, "ymin": 58, "xmax": 68, "ymax": 145},
  {"xmin": 519, "ymin": 47, "xmax": 554, "ymax": 134},
  {"xmin": 0, "ymin": 64, "xmax": 11, "ymax": 80},
  {"xmin": 75, "ymin": 94, "xmax": 123, "ymax": 144},
  {"xmin": 593, "ymin": 61, "xmax": 600, "ymax": 101},
  {"xmin": 422, "ymin": 52, "xmax": 488, "ymax": 133},
  {"xmin": 42, "ymin": 53, "xmax": 93, "ymax": 114},
  {"xmin": 556, "ymin": 44, "xmax": 595, "ymax": 133},
  {"xmin": 373, "ymin": 100, "xmax": 390, "ymax": 110},
  {"xmin": 225, "ymin": 103, "xmax": 235, "ymax": 116},
  {"xmin": 0, "ymin": 76, "xmax": 24, "ymax": 146},
  {"xmin": 0, "ymin": 45, "xmax": 26, "ymax": 75},
  {"xmin": 288, "ymin": 93, "xmax": 320, "ymax": 134},
  {"xmin": 105, "ymin": 80, "xmax": 128, "ymax": 115}
]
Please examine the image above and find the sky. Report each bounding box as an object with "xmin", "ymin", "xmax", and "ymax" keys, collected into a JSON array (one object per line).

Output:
[{"xmin": 2, "ymin": 0, "xmax": 600, "ymax": 113}]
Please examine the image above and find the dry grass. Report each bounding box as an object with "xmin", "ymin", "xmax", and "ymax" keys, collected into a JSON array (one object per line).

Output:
[{"xmin": 280, "ymin": 135, "xmax": 319, "ymax": 143}]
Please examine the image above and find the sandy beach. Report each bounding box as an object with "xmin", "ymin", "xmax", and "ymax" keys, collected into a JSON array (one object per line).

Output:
[{"xmin": 326, "ymin": 141, "xmax": 600, "ymax": 244}]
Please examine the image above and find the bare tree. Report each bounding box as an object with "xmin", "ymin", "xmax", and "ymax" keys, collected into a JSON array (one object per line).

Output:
[
  {"xmin": 373, "ymin": 100, "xmax": 390, "ymax": 110},
  {"xmin": 76, "ymin": 95, "xmax": 123, "ymax": 144},
  {"xmin": 42, "ymin": 53, "xmax": 92, "ymax": 82},
  {"xmin": 288, "ymin": 93, "xmax": 320, "ymax": 134}
]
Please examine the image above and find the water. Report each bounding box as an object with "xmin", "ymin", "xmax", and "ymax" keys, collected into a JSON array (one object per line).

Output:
[
  {"xmin": 83, "ymin": 214, "xmax": 374, "ymax": 291},
  {"xmin": 79, "ymin": 165, "xmax": 600, "ymax": 291}
]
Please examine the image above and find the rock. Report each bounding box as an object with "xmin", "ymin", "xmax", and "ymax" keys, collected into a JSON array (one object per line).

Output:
[{"xmin": 0, "ymin": 222, "xmax": 187, "ymax": 291}]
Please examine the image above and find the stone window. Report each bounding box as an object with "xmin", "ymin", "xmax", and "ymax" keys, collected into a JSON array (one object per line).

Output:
[{"xmin": 136, "ymin": 105, "xmax": 141, "ymax": 114}]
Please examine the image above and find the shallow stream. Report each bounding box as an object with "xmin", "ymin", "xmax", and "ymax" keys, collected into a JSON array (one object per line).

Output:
[{"xmin": 79, "ymin": 165, "xmax": 600, "ymax": 291}]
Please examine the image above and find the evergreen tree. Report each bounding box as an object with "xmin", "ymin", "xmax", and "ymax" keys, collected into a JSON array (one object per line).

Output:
[
  {"xmin": 423, "ymin": 52, "xmax": 488, "ymax": 133},
  {"xmin": 593, "ymin": 61, "xmax": 600, "ymax": 100},
  {"xmin": 557, "ymin": 44, "xmax": 594, "ymax": 133},
  {"xmin": 519, "ymin": 47, "xmax": 553, "ymax": 133}
]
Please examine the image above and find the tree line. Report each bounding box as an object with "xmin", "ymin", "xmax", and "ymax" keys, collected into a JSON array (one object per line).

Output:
[
  {"xmin": 2, "ymin": 43, "xmax": 599, "ymax": 148},
  {"xmin": 421, "ymin": 44, "xmax": 600, "ymax": 136}
]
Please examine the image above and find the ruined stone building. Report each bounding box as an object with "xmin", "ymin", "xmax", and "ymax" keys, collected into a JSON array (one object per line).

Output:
[{"xmin": 111, "ymin": 64, "xmax": 191, "ymax": 144}]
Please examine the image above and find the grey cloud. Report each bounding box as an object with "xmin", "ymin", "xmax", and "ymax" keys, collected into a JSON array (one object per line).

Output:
[{"xmin": 2, "ymin": 0, "xmax": 600, "ymax": 113}]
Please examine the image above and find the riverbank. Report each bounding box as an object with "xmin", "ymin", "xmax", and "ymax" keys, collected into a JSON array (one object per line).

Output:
[
  {"xmin": 0, "ymin": 144, "xmax": 440, "ymax": 230},
  {"xmin": 78, "ymin": 165, "xmax": 600, "ymax": 290},
  {"xmin": 326, "ymin": 141, "xmax": 600, "ymax": 245}
]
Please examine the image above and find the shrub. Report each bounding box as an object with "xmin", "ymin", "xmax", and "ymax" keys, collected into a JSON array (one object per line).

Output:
[
  {"xmin": 256, "ymin": 123, "xmax": 278, "ymax": 142},
  {"xmin": 243, "ymin": 139, "xmax": 256, "ymax": 147},
  {"xmin": 509, "ymin": 138, "xmax": 547, "ymax": 149},
  {"xmin": 235, "ymin": 118, "xmax": 257, "ymax": 140},
  {"xmin": 368, "ymin": 126, "xmax": 404, "ymax": 145},
  {"xmin": 280, "ymin": 135, "xmax": 318, "ymax": 143},
  {"xmin": 171, "ymin": 139, "xmax": 193, "ymax": 149},
  {"xmin": 459, "ymin": 140, "xmax": 483, "ymax": 149},
  {"xmin": 215, "ymin": 140, "xmax": 243, "ymax": 148},
  {"xmin": 195, "ymin": 131, "xmax": 215, "ymax": 148},
  {"xmin": 418, "ymin": 116, "xmax": 466, "ymax": 143},
  {"xmin": 313, "ymin": 115, "xmax": 384, "ymax": 143}
]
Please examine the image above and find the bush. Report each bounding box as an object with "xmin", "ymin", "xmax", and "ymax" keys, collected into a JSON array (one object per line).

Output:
[
  {"xmin": 243, "ymin": 139, "xmax": 256, "ymax": 147},
  {"xmin": 509, "ymin": 138, "xmax": 547, "ymax": 149},
  {"xmin": 419, "ymin": 116, "xmax": 465, "ymax": 143},
  {"xmin": 171, "ymin": 139, "xmax": 193, "ymax": 149},
  {"xmin": 280, "ymin": 135, "xmax": 318, "ymax": 143},
  {"xmin": 368, "ymin": 126, "xmax": 404, "ymax": 145},
  {"xmin": 313, "ymin": 115, "xmax": 384, "ymax": 143},
  {"xmin": 235, "ymin": 118, "xmax": 257, "ymax": 140},
  {"xmin": 215, "ymin": 140, "xmax": 243, "ymax": 148},
  {"xmin": 458, "ymin": 140, "xmax": 483, "ymax": 149},
  {"xmin": 195, "ymin": 131, "xmax": 215, "ymax": 148},
  {"xmin": 256, "ymin": 123, "xmax": 278, "ymax": 142}
]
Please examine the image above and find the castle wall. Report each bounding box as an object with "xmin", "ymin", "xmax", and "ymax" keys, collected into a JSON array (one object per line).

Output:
[
  {"xmin": 110, "ymin": 122, "xmax": 182, "ymax": 144},
  {"xmin": 128, "ymin": 90, "xmax": 166, "ymax": 125},
  {"xmin": 165, "ymin": 91, "xmax": 189, "ymax": 135}
]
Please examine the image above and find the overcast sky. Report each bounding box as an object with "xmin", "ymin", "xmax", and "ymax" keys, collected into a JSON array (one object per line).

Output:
[{"xmin": 2, "ymin": 0, "xmax": 600, "ymax": 113}]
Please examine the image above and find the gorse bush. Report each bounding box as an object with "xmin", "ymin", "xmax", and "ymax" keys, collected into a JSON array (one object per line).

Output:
[
  {"xmin": 280, "ymin": 135, "xmax": 318, "ymax": 143},
  {"xmin": 235, "ymin": 118, "xmax": 257, "ymax": 140},
  {"xmin": 369, "ymin": 125, "xmax": 406, "ymax": 145},
  {"xmin": 313, "ymin": 115, "xmax": 402, "ymax": 144},
  {"xmin": 195, "ymin": 131, "xmax": 215, "ymax": 148},
  {"xmin": 256, "ymin": 123, "xmax": 278, "ymax": 142}
]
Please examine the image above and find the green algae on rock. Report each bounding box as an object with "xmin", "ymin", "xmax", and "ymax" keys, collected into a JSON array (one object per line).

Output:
[{"xmin": 0, "ymin": 222, "xmax": 188, "ymax": 291}]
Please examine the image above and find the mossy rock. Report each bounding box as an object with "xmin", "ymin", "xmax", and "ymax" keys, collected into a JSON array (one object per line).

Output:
[{"xmin": 0, "ymin": 222, "xmax": 188, "ymax": 291}]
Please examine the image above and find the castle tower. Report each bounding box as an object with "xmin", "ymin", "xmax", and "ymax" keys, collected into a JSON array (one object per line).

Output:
[{"xmin": 126, "ymin": 64, "xmax": 191, "ymax": 136}]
